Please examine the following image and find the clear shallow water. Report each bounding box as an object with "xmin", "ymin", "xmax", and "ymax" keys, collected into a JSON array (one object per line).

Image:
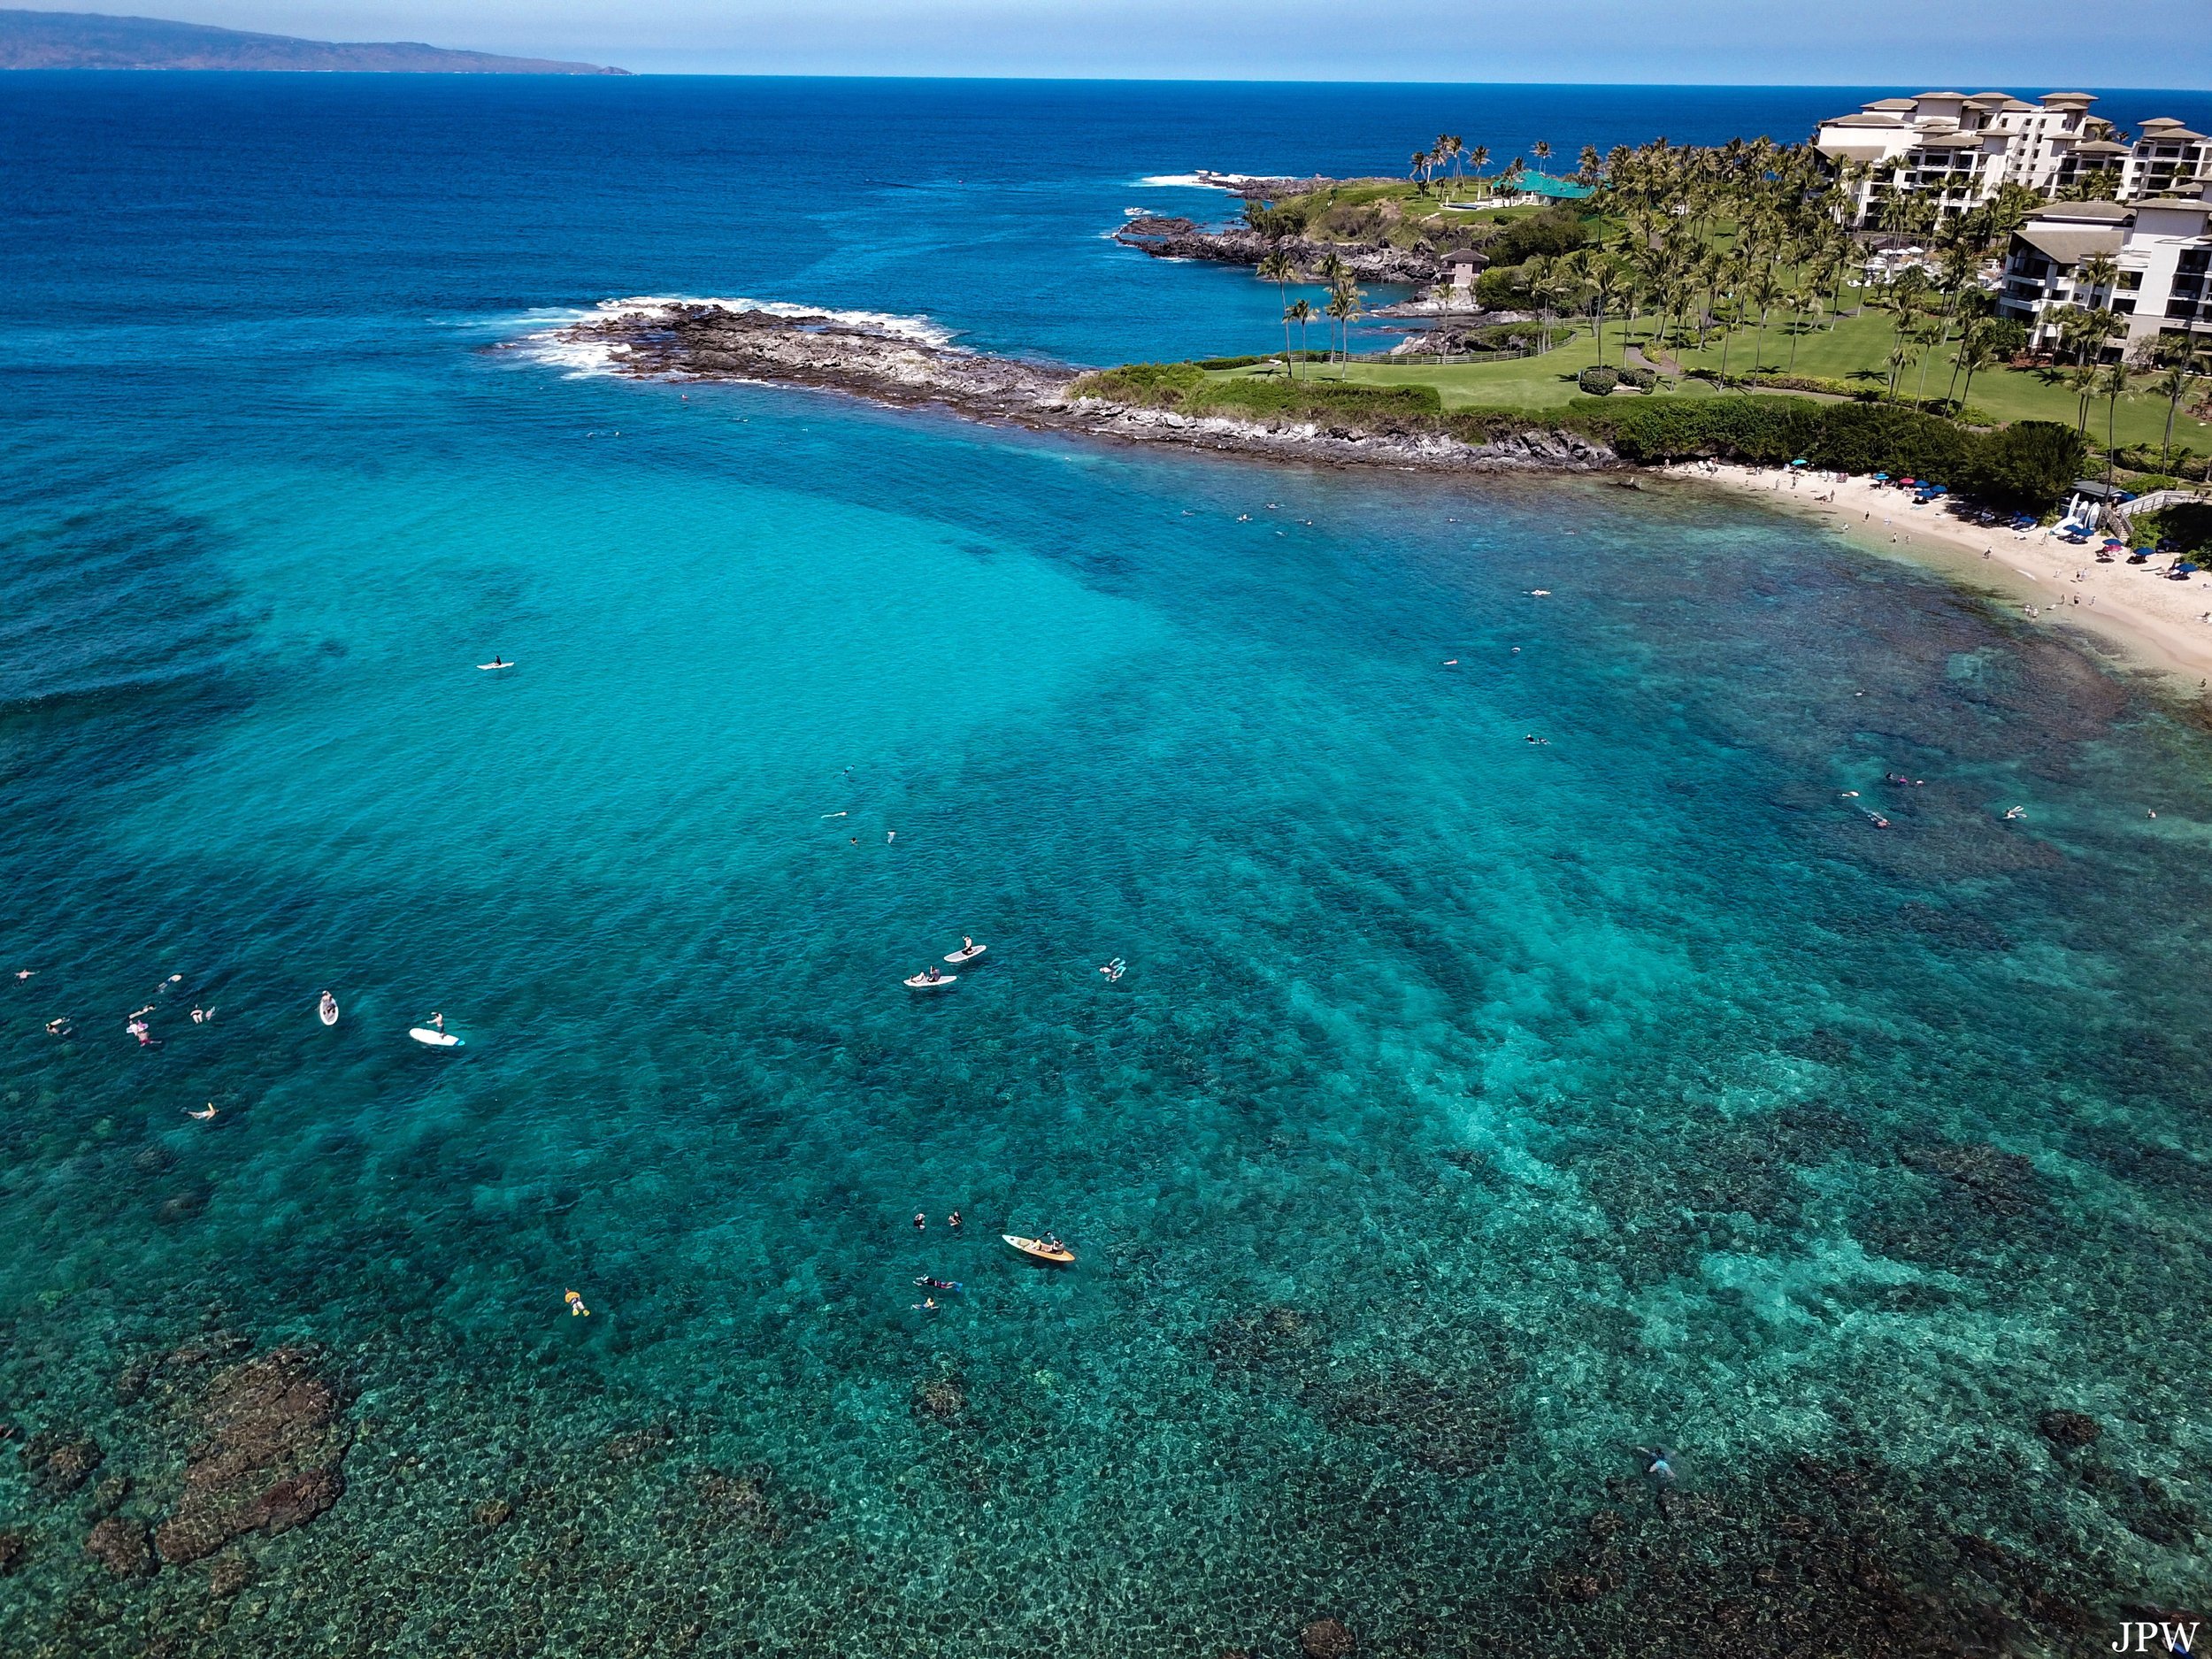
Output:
[{"xmin": 4, "ymin": 76, "xmax": 2212, "ymax": 1658}]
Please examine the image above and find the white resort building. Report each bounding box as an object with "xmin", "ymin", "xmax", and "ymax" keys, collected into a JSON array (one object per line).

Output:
[
  {"xmin": 1813, "ymin": 91, "xmax": 2207, "ymax": 225},
  {"xmin": 1997, "ymin": 185, "xmax": 2212, "ymax": 357}
]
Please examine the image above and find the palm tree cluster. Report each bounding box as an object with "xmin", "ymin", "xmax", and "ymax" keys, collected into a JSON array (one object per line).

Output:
[
  {"xmin": 1409, "ymin": 134, "xmax": 1485, "ymax": 204},
  {"xmin": 1565, "ymin": 137, "xmax": 2049, "ymax": 411}
]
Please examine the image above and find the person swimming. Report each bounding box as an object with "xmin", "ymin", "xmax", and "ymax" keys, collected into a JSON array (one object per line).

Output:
[
  {"xmin": 948, "ymin": 1210, "xmax": 962, "ymax": 1231},
  {"xmin": 44, "ymin": 1017, "xmax": 70, "ymax": 1036},
  {"xmin": 1098, "ymin": 958, "xmax": 1125, "ymax": 983},
  {"xmin": 565, "ymin": 1289, "xmax": 590, "ymax": 1317},
  {"xmin": 185, "ymin": 1102, "xmax": 217, "ymax": 1121},
  {"xmin": 1634, "ymin": 1445, "xmax": 1676, "ymax": 1484}
]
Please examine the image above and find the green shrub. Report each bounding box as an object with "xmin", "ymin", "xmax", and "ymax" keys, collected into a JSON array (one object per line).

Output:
[
  {"xmin": 1957, "ymin": 420, "xmax": 2090, "ymax": 509},
  {"xmin": 1486, "ymin": 204, "xmax": 1589, "ymax": 265},
  {"xmin": 1577, "ymin": 366, "xmax": 1620, "ymax": 396},
  {"xmin": 1617, "ymin": 365, "xmax": 1656, "ymax": 391}
]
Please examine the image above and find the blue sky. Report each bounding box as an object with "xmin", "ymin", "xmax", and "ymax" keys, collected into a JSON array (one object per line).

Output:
[{"xmin": 75, "ymin": 0, "xmax": 2212, "ymax": 84}]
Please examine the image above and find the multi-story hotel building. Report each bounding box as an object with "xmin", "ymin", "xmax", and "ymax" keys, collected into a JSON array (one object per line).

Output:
[
  {"xmin": 1813, "ymin": 91, "xmax": 2205, "ymax": 225},
  {"xmin": 1996, "ymin": 186, "xmax": 2212, "ymax": 358}
]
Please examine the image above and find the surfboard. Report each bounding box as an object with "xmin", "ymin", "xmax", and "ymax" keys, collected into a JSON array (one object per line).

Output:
[
  {"xmin": 904, "ymin": 972, "xmax": 956, "ymax": 989},
  {"xmin": 408, "ymin": 1026, "xmax": 463, "ymax": 1048},
  {"xmin": 478, "ymin": 661, "xmax": 514, "ymax": 671},
  {"xmin": 945, "ymin": 944, "xmax": 987, "ymax": 965},
  {"xmin": 319, "ymin": 992, "xmax": 339, "ymax": 1027}
]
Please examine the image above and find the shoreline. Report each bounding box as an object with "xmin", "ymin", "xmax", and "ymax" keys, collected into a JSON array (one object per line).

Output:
[
  {"xmin": 1659, "ymin": 460, "xmax": 2212, "ymax": 703},
  {"xmin": 520, "ymin": 302, "xmax": 2212, "ymax": 697}
]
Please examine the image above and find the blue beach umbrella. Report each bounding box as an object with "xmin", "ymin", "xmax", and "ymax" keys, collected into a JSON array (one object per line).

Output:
[
  {"xmin": 1790, "ymin": 457, "xmax": 1808, "ymax": 466},
  {"xmin": 1873, "ymin": 472, "xmax": 1889, "ymax": 480}
]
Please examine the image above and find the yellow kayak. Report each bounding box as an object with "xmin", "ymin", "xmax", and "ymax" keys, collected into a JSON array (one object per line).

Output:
[{"xmin": 1003, "ymin": 1233, "xmax": 1074, "ymax": 1264}]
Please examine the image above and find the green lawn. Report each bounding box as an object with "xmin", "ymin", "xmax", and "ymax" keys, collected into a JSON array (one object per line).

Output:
[{"xmin": 1222, "ymin": 300, "xmax": 2210, "ymax": 455}]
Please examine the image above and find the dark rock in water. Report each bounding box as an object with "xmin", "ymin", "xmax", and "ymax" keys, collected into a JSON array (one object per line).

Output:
[
  {"xmin": 1204, "ymin": 1306, "xmax": 1321, "ymax": 1376},
  {"xmin": 1321, "ymin": 1365, "xmax": 1516, "ymax": 1476},
  {"xmin": 1300, "ymin": 1616, "xmax": 1356, "ymax": 1657},
  {"xmin": 1900, "ymin": 1140, "xmax": 2039, "ymax": 1216},
  {"xmin": 85, "ymin": 1515, "xmax": 155, "ymax": 1579},
  {"xmin": 598, "ymin": 1423, "xmax": 673, "ymax": 1463},
  {"xmin": 132, "ymin": 1144, "xmax": 176, "ymax": 1175},
  {"xmin": 157, "ymin": 1183, "xmax": 211, "ymax": 1224},
  {"xmin": 912, "ymin": 1372, "xmax": 967, "ymax": 1423},
  {"xmin": 0, "ymin": 1528, "xmax": 27, "ymax": 1575},
  {"xmin": 89, "ymin": 1474, "xmax": 132, "ymax": 1517},
  {"xmin": 2039, "ymin": 1409, "xmax": 2101, "ymax": 1449},
  {"xmin": 472, "ymin": 1496, "xmax": 514, "ymax": 1528},
  {"xmin": 153, "ymin": 1347, "xmax": 352, "ymax": 1564},
  {"xmin": 1893, "ymin": 902, "xmax": 2011, "ymax": 951},
  {"xmin": 523, "ymin": 300, "xmax": 1620, "ymax": 481},
  {"xmin": 20, "ymin": 1428, "xmax": 103, "ymax": 1496},
  {"xmin": 207, "ymin": 1554, "xmax": 254, "ymax": 1598},
  {"xmin": 2075, "ymin": 1461, "xmax": 2200, "ymax": 1546},
  {"xmin": 690, "ymin": 1467, "xmax": 782, "ymax": 1536}
]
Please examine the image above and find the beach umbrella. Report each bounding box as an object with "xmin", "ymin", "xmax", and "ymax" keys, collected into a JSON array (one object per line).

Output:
[
  {"xmin": 1873, "ymin": 472, "xmax": 1889, "ymax": 480},
  {"xmin": 1790, "ymin": 457, "xmax": 1808, "ymax": 467}
]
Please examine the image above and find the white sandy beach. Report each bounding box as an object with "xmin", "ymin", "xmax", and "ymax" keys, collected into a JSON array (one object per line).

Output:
[{"xmin": 1664, "ymin": 460, "xmax": 2212, "ymax": 700}]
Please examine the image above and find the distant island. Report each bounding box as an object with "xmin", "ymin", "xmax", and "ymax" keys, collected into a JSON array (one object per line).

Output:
[{"xmin": 0, "ymin": 8, "xmax": 628, "ymax": 72}]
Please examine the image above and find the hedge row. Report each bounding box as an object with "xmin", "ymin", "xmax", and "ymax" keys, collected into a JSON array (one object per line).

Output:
[
  {"xmin": 1069, "ymin": 367, "xmax": 2090, "ymax": 508},
  {"xmin": 1594, "ymin": 396, "xmax": 2086, "ymax": 505}
]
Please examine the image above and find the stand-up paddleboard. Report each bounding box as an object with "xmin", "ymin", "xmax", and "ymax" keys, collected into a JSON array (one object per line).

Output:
[
  {"xmin": 904, "ymin": 972, "xmax": 956, "ymax": 990},
  {"xmin": 318, "ymin": 991, "xmax": 339, "ymax": 1027},
  {"xmin": 478, "ymin": 659, "xmax": 514, "ymax": 672},
  {"xmin": 409, "ymin": 1026, "xmax": 463, "ymax": 1048},
  {"xmin": 1003, "ymin": 1234, "xmax": 1074, "ymax": 1265},
  {"xmin": 945, "ymin": 942, "xmax": 987, "ymax": 965}
]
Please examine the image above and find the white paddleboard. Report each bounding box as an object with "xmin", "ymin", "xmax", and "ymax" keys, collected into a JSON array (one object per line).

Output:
[
  {"xmin": 409, "ymin": 1026, "xmax": 463, "ymax": 1048},
  {"xmin": 319, "ymin": 992, "xmax": 339, "ymax": 1027},
  {"xmin": 904, "ymin": 973, "xmax": 956, "ymax": 989},
  {"xmin": 478, "ymin": 661, "xmax": 514, "ymax": 672},
  {"xmin": 945, "ymin": 945, "xmax": 987, "ymax": 965}
]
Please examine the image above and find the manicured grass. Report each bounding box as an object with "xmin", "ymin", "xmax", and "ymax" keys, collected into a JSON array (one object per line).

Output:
[{"xmin": 1222, "ymin": 299, "xmax": 2209, "ymax": 455}]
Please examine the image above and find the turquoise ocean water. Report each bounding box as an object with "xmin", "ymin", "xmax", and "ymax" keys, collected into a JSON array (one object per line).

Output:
[{"xmin": 4, "ymin": 76, "xmax": 2212, "ymax": 1656}]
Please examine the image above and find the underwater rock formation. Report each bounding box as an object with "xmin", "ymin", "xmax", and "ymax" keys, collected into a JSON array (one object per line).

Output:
[{"xmin": 152, "ymin": 1346, "xmax": 351, "ymax": 1565}]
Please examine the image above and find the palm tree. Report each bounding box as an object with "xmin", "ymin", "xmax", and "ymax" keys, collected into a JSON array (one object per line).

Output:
[
  {"xmin": 1532, "ymin": 139, "xmax": 1552, "ymax": 179},
  {"xmin": 2097, "ymin": 358, "xmax": 2132, "ymax": 483},
  {"xmin": 1324, "ymin": 284, "xmax": 1360, "ymax": 376},
  {"xmin": 1259, "ymin": 250, "xmax": 1296, "ymax": 372},
  {"xmin": 2068, "ymin": 357, "xmax": 2100, "ymax": 434},
  {"xmin": 1467, "ymin": 144, "xmax": 1490, "ymax": 196},
  {"xmin": 1438, "ymin": 134, "xmax": 1464, "ymax": 203},
  {"xmin": 1578, "ymin": 144, "xmax": 1602, "ymax": 185},
  {"xmin": 1952, "ymin": 319, "xmax": 2000, "ymax": 413},
  {"xmin": 1886, "ymin": 340, "xmax": 1913, "ymax": 402},
  {"xmin": 1576, "ymin": 249, "xmax": 1624, "ymax": 365},
  {"xmin": 2153, "ymin": 338, "xmax": 2206, "ymax": 467},
  {"xmin": 1409, "ymin": 150, "xmax": 1432, "ymax": 196},
  {"xmin": 1284, "ymin": 299, "xmax": 1315, "ymax": 378},
  {"xmin": 2075, "ymin": 255, "xmax": 2119, "ymax": 323}
]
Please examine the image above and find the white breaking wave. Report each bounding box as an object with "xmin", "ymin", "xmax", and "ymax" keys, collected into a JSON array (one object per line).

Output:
[
  {"xmin": 503, "ymin": 295, "xmax": 956, "ymax": 377},
  {"xmin": 1139, "ymin": 173, "xmax": 1228, "ymax": 189}
]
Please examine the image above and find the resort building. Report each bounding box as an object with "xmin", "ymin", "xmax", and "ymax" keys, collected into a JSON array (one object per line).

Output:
[
  {"xmin": 1810, "ymin": 91, "xmax": 2196, "ymax": 224},
  {"xmin": 1996, "ymin": 185, "xmax": 2212, "ymax": 357},
  {"xmin": 2121, "ymin": 119, "xmax": 2212, "ymax": 202}
]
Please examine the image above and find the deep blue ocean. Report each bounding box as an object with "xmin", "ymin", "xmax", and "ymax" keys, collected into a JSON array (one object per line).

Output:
[{"xmin": 4, "ymin": 74, "xmax": 2212, "ymax": 1658}]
